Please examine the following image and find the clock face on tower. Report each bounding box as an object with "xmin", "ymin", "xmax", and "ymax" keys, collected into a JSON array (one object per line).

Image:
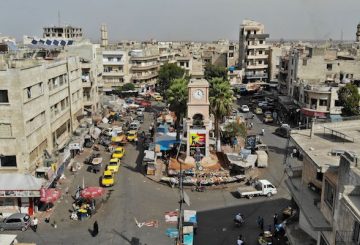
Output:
[{"xmin": 193, "ymin": 89, "xmax": 204, "ymax": 100}]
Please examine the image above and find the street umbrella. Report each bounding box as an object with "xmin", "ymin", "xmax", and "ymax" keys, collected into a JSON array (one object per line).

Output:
[
  {"xmin": 40, "ymin": 188, "xmax": 61, "ymax": 203},
  {"xmin": 80, "ymin": 187, "xmax": 106, "ymax": 199}
]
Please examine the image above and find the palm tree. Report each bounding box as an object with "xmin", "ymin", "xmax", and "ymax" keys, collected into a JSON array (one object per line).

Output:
[
  {"xmin": 166, "ymin": 78, "xmax": 188, "ymax": 140},
  {"xmin": 209, "ymin": 78, "xmax": 234, "ymax": 151}
]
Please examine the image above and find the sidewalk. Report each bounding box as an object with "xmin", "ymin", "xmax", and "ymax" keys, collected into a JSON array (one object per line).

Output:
[{"xmin": 36, "ymin": 146, "xmax": 110, "ymax": 230}]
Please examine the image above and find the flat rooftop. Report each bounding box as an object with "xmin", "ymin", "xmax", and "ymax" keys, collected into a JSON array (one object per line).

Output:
[{"xmin": 291, "ymin": 120, "xmax": 360, "ymax": 171}]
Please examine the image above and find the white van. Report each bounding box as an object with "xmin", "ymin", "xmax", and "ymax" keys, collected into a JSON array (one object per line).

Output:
[{"xmin": 256, "ymin": 150, "xmax": 268, "ymax": 168}]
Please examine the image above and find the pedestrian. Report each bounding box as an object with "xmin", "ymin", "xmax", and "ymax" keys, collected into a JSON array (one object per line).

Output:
[
  {"xmin": 256, "ymin": 216, "xmax": 261, "ymax": 227},
  {"xmin": 93, "ymin": 220, "xmax": 99, "ymax": 237},
  {"xmin": 250, "ymin": 122, "xmax": 254, "ymax": 129},
  {"xmin": 273, "ymin": 213, "xmax": 278, "ymax": 227},
  {"xmin": 31, "ymin": 217, "xmax": 38, "ymax": 232},
  {"xmin": 260, "ymin": 217, "xmax": 264, "ymax": 231},
  {"xmin": 237, "ymin": 234, "xmax": 244, "ymax": 245}
]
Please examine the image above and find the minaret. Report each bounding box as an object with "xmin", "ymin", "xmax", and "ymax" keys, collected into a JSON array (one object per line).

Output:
[
  {"xmin": 100, "ymin": 24, "xmax": 108, "ymax": 48},
  {"xmin": 356, "ymin": 23, "xmax": 360, "ymax": 42}
]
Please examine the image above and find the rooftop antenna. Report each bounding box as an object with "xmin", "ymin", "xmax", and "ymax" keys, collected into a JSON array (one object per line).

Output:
[
  {"xmin": 58, "ymin": 10, "xmax": 61, "ymax": 26},
  {"xmin": 341, "ymin": 29, "xmax": 343, "ymax": 43}
]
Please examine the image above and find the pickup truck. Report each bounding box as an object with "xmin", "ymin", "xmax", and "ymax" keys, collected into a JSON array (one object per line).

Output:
[{"xmin": 237, "ymin": 179, "xmax": 277, "ymax": 199}]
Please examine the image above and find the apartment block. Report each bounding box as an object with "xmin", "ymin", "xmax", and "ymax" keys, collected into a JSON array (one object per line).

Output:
[
  {"xmin": 65, "ymin": 42, "xmax": 103, "ymax": 114},
  {"xmin": 279, "ymin": 45, "xmax": 360, "ymax": 122},
  {"xmin": 102, "ymin": 50, "xmax": 130, "ymax": 91},
  {"xmin": 0, "ymin": 55, "xmax": 83, "ymax": 174},
  {"xmin": 285, "ymin": 120, "xmax": 360, "ymax": 244},
  {"xmin": 239, "ymin": 20, "xmax": 270, "ymax": 83},
  {"xmin": 129, "ymin": 49, "xmax": 159, "ymax": 90}
]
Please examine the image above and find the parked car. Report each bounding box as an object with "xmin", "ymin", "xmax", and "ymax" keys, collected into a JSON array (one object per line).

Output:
[
  {"xmin": 154, "ymin": 95, "xmax": 163, "ymax": 101},
  {"xmin": 254, "ymin": 107, "xmax": 263, "ymax": 115},
  {"xmin": 140, "ymin": 100, "xmax": 151, "ymax": 107},
  {"xmin": 0, "ymin": 213, "xmax": 31, "ymax": 231},
  {"xmin": 241, "ymin": 105, "xmax": 250, "ymax": 112},
  {"xmin": 263, "ymin": 114, "xmax": 274, "ymax": 123},
  {"xmin": 275, "ymin": 126, "xmax": 291, "ymax": 138},
  {"xmin": 237, "ymin": 179, "xmax": 277, "ymax": 199},
  {"xmin": 107, "ymin": 158, "xmax": 121, "ymax": 173},
  {"xmin": 126, "ymin": 130, "xmax": 138, "ymax": 142},
  {"xmin": 112, "ymin": 147, "xmax": 125, "ymax": 159},
  {"xmin": 101, "ymin": 170, "xmax": 115, "ymax": 187}
]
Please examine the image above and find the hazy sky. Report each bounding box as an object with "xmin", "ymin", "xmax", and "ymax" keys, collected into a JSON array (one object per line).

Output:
[{"xmin": 1, "ymin": 0, "xmax": 360, "ymax": 42}]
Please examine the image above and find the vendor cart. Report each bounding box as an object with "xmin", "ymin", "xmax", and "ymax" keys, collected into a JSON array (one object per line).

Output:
[{"xmin": 88, "ymin": 157, "xmax": 102, "ymax": 173}]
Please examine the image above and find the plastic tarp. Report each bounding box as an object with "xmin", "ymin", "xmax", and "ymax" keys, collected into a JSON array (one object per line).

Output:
[
  {"xmin": 90, "ymin": 127, "xmax": 101, "ymax": 140},
  {"xmin": 155, "ymin": 133, "xmax": 180, "ymax": 151},
  {"xmin": 226, "ymin": 153, "xmax": 257, "ymax": 168},
  {"xmin": 184, "ymin": 210, "xmax": 197, "ymax": 224},
  {"xmin": 0, "ymin": 234, "xmax": 17, "ymax": 245},
  {"xmin": 143, "ymin": 150, "xmax": 156, "ymax": 162}
]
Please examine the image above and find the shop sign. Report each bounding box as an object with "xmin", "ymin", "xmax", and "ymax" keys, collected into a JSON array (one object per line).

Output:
[{"xmin": 0, "ymin": 190, "xmax": 40, "ymax": 197}]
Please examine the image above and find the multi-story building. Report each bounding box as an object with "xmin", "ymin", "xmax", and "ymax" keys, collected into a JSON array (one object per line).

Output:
[
  {"xmin": 279, "ymin": 45, "xmax": 360, "ymax": 123},
  {"xmin": 0, "ymin": 53, "xmax": 83, "ymax": 215},
  {"xmin": 43, "ymin": 25, "xmax": 83, "ymax": 39},
  {"xmin": 129, "ymin": 49, "xmax": 159, "ymax": 91},
  {"xmin": 238, "ymin": 19, "xmax": 270, "ymax": 84},
  {"xmin": 0, "ymin": 55, "xmax": 83, "ymax": 173},
  {"xmin": 285, "ymin": 119, "xmax": 360, "ymax": 244},
  {"xmin": 102, "ymin": 50, "xmax": 130, "ymax": 92},
  {"xmin": 66, "ymin": 42, "xmax": 103, "ymax": 113}
]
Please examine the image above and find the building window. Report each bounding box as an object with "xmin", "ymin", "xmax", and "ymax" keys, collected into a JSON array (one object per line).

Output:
[
  {"xmin": 0, "ymin": 90, "xmax": 9, "ymax": 103},
  {"xmin": 303, "ymin": 59, "xmax": 307, "ymax": 66},
  {"xmin": 259, "ymin": 50, "xmax": 262, "ymax": 55},
  {"xmin": 352, "ymin": 221, "xmax": 360, "ymax": 243},
  {"xmin": 324, "ymin": 180, "xmax": 335, "ymax": 209},
  {"xmin": 259, "ymin": 40, "xmax": 264, "ymax": 44},
  {"xmin": 316, "ymin": 171, "xmax": 323, "ymax": 181},
  {"xmin": 0, "ymin": 155, "xmax": 17, "ymax": 167},
  {"xmin": 0, "ymin": 123, "xmax": 12, "ymax": 138},
  {"xmin": 319, "ymin": 99, "xmax": 327, "ymax": 106},
  {"xmin": 326, "ymin": 64, "xmax": 332, "ymax": 71},
  {"xmin": 311, "ymin": 98, "xmax": 317, "ymax": 109},
  {"xmin": 335, "ymin": 100, "xmax": 341, "ymax": 106}
]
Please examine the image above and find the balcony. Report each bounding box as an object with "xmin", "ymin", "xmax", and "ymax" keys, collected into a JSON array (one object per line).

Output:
[
  {"xmin": 132, "ymin": 73, "xmax": 158, "ymax": 80},
  {"xmin": 246, "ymin": 64, "xmax": 268, "ymax": 69},
  {"xmin": 103, "ymin": 60, "xmax": 124, "ymax": 66},
  {"xmin": 131, "ymin": 63, "xmax": 159, "ymax": 71},
  {"xmin": 247, "ymin": 44, "xmax": 269, "ymax": 50},
  {"xmin": 102, "ymin": 71, "xmax": 125, "ymax": 77},
  {"xmin": 285, "ymin": 177, "xmax": 332, "ymax": 231},
  {"xmin": 247, "ymin": 54, "xmax": 268, "ymax": 60},
  {"xmin": 304, "ymin": 85, "xmax": 332, "ymax": 94},
  {"xmin": 130, "ymin": 55, "xmax": 159, "ymax": 61},
  {"xmin": 245, "ymin": 72, "xmax": 268, "ymax": 79}
]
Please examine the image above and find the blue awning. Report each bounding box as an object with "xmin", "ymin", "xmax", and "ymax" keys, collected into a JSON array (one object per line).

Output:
[{"xmin": 329, "ymin": 114, "xmax": 342, "ymax": 122}]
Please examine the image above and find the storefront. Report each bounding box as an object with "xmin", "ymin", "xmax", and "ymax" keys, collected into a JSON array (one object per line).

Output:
[{"xmin": 0, "ymin": 174, "xmax": 43, "ymax": 217}]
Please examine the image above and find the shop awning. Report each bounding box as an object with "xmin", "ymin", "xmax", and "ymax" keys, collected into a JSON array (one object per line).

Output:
[
  {"xmin": 301, "ymin": 108, "xmax": 326, "ymax": 117},
  {"xmin": 0, "ymin": 174, "xmax": 44, "ymax": 191}
]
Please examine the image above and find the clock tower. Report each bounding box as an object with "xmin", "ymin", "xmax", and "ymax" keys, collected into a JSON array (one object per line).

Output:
[{"xmin": 186, "ymin": 79, "xmax": 211, "ymax": 158}]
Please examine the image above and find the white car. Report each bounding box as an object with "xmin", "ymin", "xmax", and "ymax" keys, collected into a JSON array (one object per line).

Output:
[{"xmin": 241, "ymin": 105, "xmax": 250, "ymax": 112}]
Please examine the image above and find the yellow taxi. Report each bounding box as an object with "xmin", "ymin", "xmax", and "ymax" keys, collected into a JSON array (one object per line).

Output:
[
  {"xmin": 106, "ymin": 158, "xmax": 120, "ymax": 173},
  {"xmin": 101, "ymin": 170, "xmax": 115, "ymax": 187},
  {"xmin": 154, "ymin": 95, "xmax": 163, "ymax": 101},
  {"xmin": 112, "ymin": 147, "xmax": 125, "ymax": 159},
  {"xmin": 255, "ymin": 107, "xmax": 263, "ymax": 115},
  {"xmin": 126, "ymin": 130, "xmax": 138, "ymax": 142}
]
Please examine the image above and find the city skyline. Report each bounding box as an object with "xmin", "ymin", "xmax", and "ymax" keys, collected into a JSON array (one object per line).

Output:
[{"xmin": 1, "ymin": 0, "xmax": 360, "ymax": 42}]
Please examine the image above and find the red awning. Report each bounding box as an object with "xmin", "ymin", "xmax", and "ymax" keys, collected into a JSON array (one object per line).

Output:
[
  {"xmin": 81, "ymin": 187, "xmax": 106, "ymax": 199},
  {"xmin": 301, "ymin": 108, "xmax": 326, "ymax": 117},
  {"xmin": 40, "ymin": 188, "xmax": 61, "ymax": 203}
]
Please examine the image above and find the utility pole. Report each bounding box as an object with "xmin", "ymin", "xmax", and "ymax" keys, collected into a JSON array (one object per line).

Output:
[
  {"xmin": 177, "ymin": 158, "xmax": 184, "ymax": 245},
  {"xmin": 58, "ymin": 10, "xmax": 61, "ymax": 26}
]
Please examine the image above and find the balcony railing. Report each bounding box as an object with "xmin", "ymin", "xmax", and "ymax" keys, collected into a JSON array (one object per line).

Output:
[{"xmin": 335, "ymin": 231, "xmax": 357, "ymax": 245}]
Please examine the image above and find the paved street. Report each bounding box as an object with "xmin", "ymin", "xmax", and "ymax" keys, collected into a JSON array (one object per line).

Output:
[{"xmin": 10, "ymin": 98, "xmax": 291, "ymax": 245}]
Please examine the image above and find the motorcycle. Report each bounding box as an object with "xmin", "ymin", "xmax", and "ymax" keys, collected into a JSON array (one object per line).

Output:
[
  {"xmin": 191, "ymin": 185, "xmax": 206, "ymax": 192},
  {"xmin": 234, "ymin": 214, "xmax": 245, "ymax": 227}
]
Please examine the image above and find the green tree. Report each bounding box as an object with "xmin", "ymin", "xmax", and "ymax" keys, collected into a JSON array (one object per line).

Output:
[
  {"xmin": 166, "ymin": 78, "xmax": 188, "ymax": 140},
  {"xmin": 158, "ymin": 63, "xmax": 185, "ymax": 97},
  {"xmin": 338, "ymin": 83, "xmax": 360, "ymax": 116},
  {"xmin": 224, "ymin": 122, "xmax": 247, "ymax": 139},
  {"xmin": 209, "ymin": 78, "xmax": 234, "ymax": 151},
  {"xmin": 204, "ymin": 64, "xmax": 228, "ymax": 81},
  {"xmin": 121, "ymin": 83, "xmax": 136, "ymax": 91}
]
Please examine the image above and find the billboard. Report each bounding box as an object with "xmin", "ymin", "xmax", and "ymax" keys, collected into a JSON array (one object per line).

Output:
[
  {"xmin": 189, "ymin": 130, "xmax": 206, "ymax": 156},
  {"xmin": 189, "ymin": 130, "xmax": 206, "ymax": 147}
]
